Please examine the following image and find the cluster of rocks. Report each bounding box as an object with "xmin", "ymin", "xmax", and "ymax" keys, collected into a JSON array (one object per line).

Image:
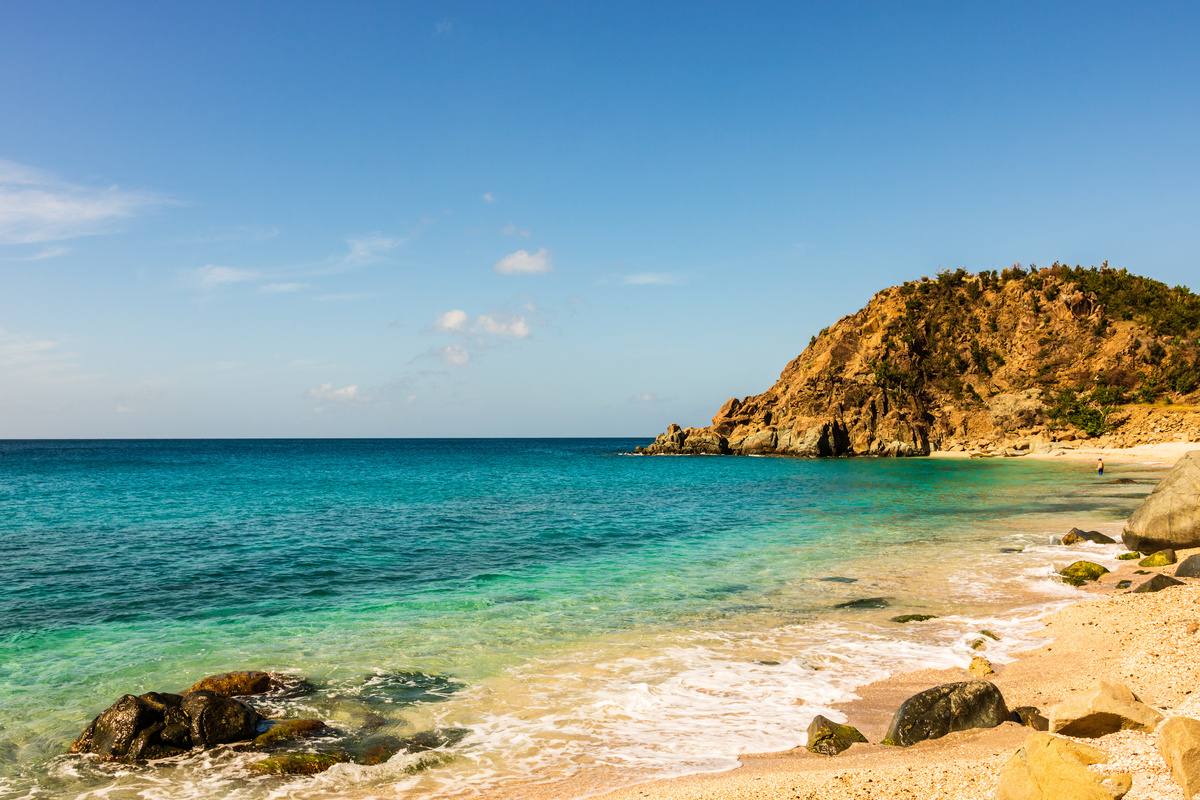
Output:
[
  {"xmin": 68, "ymin": 669, "xmax": 469, "ymax": 776},
  {"xmin": 802, "ymin": 675, "xmax": 1199, "ymax": 799}
]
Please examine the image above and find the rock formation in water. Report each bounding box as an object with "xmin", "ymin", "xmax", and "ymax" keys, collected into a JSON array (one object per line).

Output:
[{"xmin": 641, "ymin": 263, "xmax": 1200, "ymax": 457}]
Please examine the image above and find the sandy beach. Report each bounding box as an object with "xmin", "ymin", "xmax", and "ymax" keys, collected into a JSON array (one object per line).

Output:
[{"xmin": 593, "ymin": 444, "xmax": 1200, "ymax": 800}]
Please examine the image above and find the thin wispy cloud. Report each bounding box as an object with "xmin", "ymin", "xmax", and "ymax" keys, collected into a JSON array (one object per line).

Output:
[
  {"xmin": 502, "ymin": 223, "xmax": 530, "ymax": 237},
  {"xmin": 435, "ymin": 344, "xmax": 470, "ymax": 366},
  {"xmin": 0, "ymin": 159, "xmax": 170, "ymax": 245},
  {"xmin": 494, "ymin": 248, "xmax": 553, "ymax": 275},
  {"xmin": 0, "ymin": 245, "xmax": 70, "ymax": 261},
  {"xmin": 185, "ymin": 225, "xmax": 280, "ymax": 244},
  {"xmin": 622, "ymin": 272, "xmax": 683, "ymax": 285},
  {"xmin": 435, "ymin": 18, "xmax": 453, "ymax": 35},
  {"xmin": 482, "ymin": 192, "xmax": 496, "ymax": 204},
  {"xmin": 188, "ymin": 264, "xmax": 259, "ymax": 288},
  {"xmin": 258, "ymin": 282, "xmax": 309, "ymax": 294}
]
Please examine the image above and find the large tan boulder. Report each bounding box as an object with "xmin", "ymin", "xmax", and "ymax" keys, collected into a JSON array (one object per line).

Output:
[
  {"xmin": 995, "ymin": 733, "xmax": 1131, "ymax": 800},
  {"xmin": 1123, "ymin": 451, "xmax": 1200, "ymax": 552},
  {"xmin": 1048, "ymin": 681, "xmax": 1164, "ymax": 738},
  {"xmin": 1157, "ymin": 716, "xmax": 1200, "ymax": 798}
]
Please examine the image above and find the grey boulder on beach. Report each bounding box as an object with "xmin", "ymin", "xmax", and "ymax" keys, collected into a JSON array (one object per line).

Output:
[
  {"xmin": 882, "ymin": 680, "xmax": 1009, "ymax": 746},
  {"xmin": 1123, "ymin": 450, "xmax": 1200, "ymax": 553}
]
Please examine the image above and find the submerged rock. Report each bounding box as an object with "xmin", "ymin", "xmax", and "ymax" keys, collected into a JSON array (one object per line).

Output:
[
  {"xmin": 1048, "ymin": 681, "xmax": 1163, "ymax": 737},
  {"xmin": 1139, "ymin": 549, "xmax": 1177, "ymax": 567},
  {"xmin": 1123, "ymin": 451, "xmax": 1200, "ymax": 553},
  {"xmin": 185, "ymin": 671, "xmax": 271, "ymax": 697},
  {"xmin": 882, "ymin": 680, "xmax": 1009, "ymax": 747},
  {"xmin": 891, "ymin": 614, "xmax": 938, "ymax": 623},
  {"xmin": 250, "ymin": 752, "xmax": 349, "ymax": 775},
  {"xmin": 1059, "ymin": 561, "xmax": 1109, "ymax": 586},
  {"xmin": 834, "ymin": 597, "xmax": 889, "ymax": 609},
  {"xmin": 995, "ymin": 732, "xmax": 1132, "ymax": 800},
  {"xmin": 253, "ymin": 718, "xmax": 328, "ymax": 748},
  {"xmin": 1133, "ymin": 574, "xmax": 1185, "ymax": 593},
  {"xmin": 805, "ymin": 715, "xmax": 868, "ymax": 756}
]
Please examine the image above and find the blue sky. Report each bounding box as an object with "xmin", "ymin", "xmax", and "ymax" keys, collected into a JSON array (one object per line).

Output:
[{"xmin": 2, "ymin": 2, "xmax": 1198, "ymax": 437}]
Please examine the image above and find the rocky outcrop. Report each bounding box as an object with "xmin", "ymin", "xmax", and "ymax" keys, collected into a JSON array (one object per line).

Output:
[
  {"xmin": 995, "ymin": 733, "xmax": 1132, "ymax": 800},
  {"xmin": 805, "ymin": 715, "xmax": 868, "ymax": 755},
  {"xmin": 1124, "ymin": 451, "xmax": 1200, "ymax": 552},
  {"xmin": 882, "ymin": 680, "xmax": 1009, "ymax": 746},
  {"xmin": 1157, "ymin": 716, "xmax": 1200, "ymax": 799},
  {"xmin": 1048, "ymin": 681, "xmax": 1164, "ymax": 737},
  {"xmin": 639, "ymin": 266, "xmax": 1200, "ymax": 458},
  {"xmin": 69, "ymin": 690, "xmax": 262, "ymax": 760}
]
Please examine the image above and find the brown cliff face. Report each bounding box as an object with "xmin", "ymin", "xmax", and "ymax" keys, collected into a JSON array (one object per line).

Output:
[{"xmin": 641, "ymin": 264, "xmax": 1200, "ymax": 457}]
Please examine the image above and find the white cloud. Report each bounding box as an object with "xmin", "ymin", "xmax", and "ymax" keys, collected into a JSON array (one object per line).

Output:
[
  {"xmin": 494, "ymin": 248, "xmax": 553, "ymax": 275},
  {"xmin": 482, "ymin": 192, "xmax": 496, "ymax": 203},
  {"xmin": 307, "ymin": 383, "xmax": 361, "ymax": 403},
  {"xmin": 622, "ymin": 272, "xmax": 683, "ymax": 285},
  {"xmin": 437, "ymin": 345, "xmax": 470, "ymax": 366},
  {"xmin": 433, "ymin": 309, "xmax": 531, "ymax": 339},
  {"xmin": 0, "ymin": 244, "xmax": 70, "ymax": 261},
  {"xmin": 434, "ymin": 309, "xmax": 470, "ymax": 333},
  {"xmin": 502, "ymin": 223, "xmax": 530, "ymax": 237},
  {"xmin": 259, "ymin": 282, "xmax": 309, "ymax": 294},
  {"xmin": 115, "ymin": 405, "xmax": 138, "ymax": 414},
  {"xmin": 189, "ymin": 264, "xmax": 259, "ymax": 287},
  {"xmin": 475, "ymin": 314, "xmax": 530, "ymax": 338},
  {"xmin": 0, "ymin": 159, "xmax": 170, "ymax": 245},
  {"xmin": 0, "ymin": 327, "xmax": 60, "ymax": 368},
  {"xmin": 344, "ymin": 235, "xmax": 401, "ymax": 266}
]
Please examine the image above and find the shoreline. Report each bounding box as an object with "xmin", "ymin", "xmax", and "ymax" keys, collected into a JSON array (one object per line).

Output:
[{"xmin": 589, "ymin": 444, "xmax": 1200, "ymax": 800}]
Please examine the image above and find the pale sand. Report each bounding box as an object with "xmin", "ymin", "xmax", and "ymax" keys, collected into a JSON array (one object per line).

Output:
[
  {"xmin": 933, "ymin": 440, "xmax": 1200, "ymax": 465},
  {"xmin": 588, "ymin": 447, "xmax": 1200, "ymax": 800}
]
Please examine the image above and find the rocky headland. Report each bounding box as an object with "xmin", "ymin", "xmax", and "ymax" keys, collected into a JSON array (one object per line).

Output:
[{"xmin": 640, "ymin": 264, "xmax": 1200, "ymax": 457}]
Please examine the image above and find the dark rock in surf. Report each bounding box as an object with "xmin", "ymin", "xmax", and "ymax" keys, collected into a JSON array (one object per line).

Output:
[
  {"xmin": 180, "ymin": 691, "xmax": 261, "ymax": 749},
  {"xmin": 806, "ymin": 714, "xmax": 868, "ymax": 755},
  {"xmin": 882, "ymin": 680, "xmax": 1009, "ymax": 747},
  {"xmin": 70, "ymin": 694, "xmax": 191, "ymax": 761},
  {"xmin": 891, "ymin": 614, "xmax": 939, "ymax": 623}
]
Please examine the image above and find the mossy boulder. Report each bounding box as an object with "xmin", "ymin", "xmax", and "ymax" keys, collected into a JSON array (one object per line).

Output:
[
  {"xmin": 891, "ymin": 614, "xmax": 938, "ymax": 623},
  {"xmin": 185, "ymin": 671, "xmax": 272, "ymax": 697},
  {"xmin": 1059, "ymin": 561, "xmax": 1109, "ymax": 586},
  {"xmin": 1117, "ymin": 552, "xmax": 1141, "ymax": 560},
  {"xmin": 1139, "ymin": 549, "xmax": 1177, "ymax": 568},
  {"xmin": 253, "ymin": 718, "xmax": 327, "ymax": 748},
  {"xmin": 249, "ymin": 752, "xmax": 349, "ymax": 775},
  {"xmin": 806, "ymin": 715, "xmax": 868, "ymax": 755}
]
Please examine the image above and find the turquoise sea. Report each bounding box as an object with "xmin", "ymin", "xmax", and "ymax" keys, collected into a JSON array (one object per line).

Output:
[{"xmin": 0, "ymin": 439, "xmax": 1159, "ymax": 799}]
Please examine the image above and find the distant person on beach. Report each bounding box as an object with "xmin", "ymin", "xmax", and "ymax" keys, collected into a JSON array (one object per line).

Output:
[{"xmin": 1097, "ymin": 457, "xmax": 1104, "ymax": 476}]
